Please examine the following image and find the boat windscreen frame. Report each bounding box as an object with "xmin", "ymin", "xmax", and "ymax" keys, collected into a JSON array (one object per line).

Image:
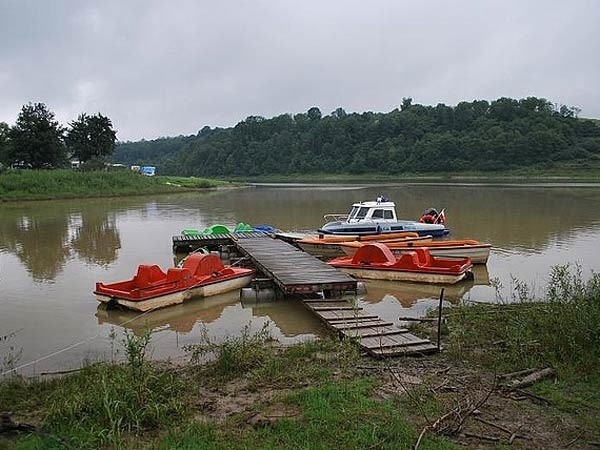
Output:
[
  {"xmin": 355, "ymin": 207, "xmax": 370, "ymax": 220},
  {"xmin": 346, "ymin": 206, "xmax": 359, "ymax": 221}
]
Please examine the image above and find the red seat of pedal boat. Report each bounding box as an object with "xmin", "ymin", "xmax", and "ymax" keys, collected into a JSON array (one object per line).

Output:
[
  {"xmin": 351, "ymin": 243, "xmax": 396, "ymax": 265},
  {"xmin": 182, "ymin": 253, "xmax": 225, "ymax": 277},
  {"xmin": 134, "ymin": 265, "xmax": 167, "ymax": 288}
]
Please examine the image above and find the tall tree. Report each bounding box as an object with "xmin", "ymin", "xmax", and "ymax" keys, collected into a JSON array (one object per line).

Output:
[
  {"xmin": 0, "ymin": 122, "xmax": 10, "ymax": 166},
  {"xmin": 65, "ymin": 113, "xmax": 117, "ymax": 163},
  {"xmin": 9, "ymin": 103, "xmax": 66, "ymax": 168},
  {"xmin": 307, "ymin": 107, "xmax": 322, "ymax": 121}
]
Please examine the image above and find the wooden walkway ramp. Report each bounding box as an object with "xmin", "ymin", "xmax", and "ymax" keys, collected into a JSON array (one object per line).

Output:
[
  {"xmin": 234, "ymin": 236, "xmax": 357, "ymax": 295},
  {"xmin": 302, "ymin": 298, "xmax": 438, "ymax": 358}
]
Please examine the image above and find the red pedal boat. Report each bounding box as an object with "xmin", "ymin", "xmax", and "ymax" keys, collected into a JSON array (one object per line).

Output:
[
  {"xmin": 95, "ymin": 253, "xmax": 255, "ymax": 312},
  {"xmin": 327, "ymin": 243, "xmax": 473, "ymax": 284}
]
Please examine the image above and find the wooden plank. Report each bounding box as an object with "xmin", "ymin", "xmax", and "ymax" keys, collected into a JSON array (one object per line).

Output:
[
  {"xmin": 361, "ymin": 337, "xmax": 432, "ymax": 350},
  {"xmin": 302, "ymin": 299, "xmax": 352, "ymax": 304},
  {"xmin": 331, "ymin": 321, "xmax": 395, "ymax": 330},
  {"xmin": 324, "ymin": 311, "xmax": 380, "ymax": 322},
  {"xmin": 321, "ymin": 317, "xmax": 382, "ymax": 326},
  {"xmin": 345, "ymin": 328, "xmax": 409, "ymax": 339},
  {"xmin": 318, "ymin": 311, "xmax": 379, "ymax": 320},
  {"xmin": 311, "ymin": 306, "xmax": 363, "ymax": 312},
  {"xmin": 370, "ymin": 344, "xmax": 439, "ymax": 356}
]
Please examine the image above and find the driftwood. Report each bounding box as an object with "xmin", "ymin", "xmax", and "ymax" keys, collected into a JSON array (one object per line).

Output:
[
  {"xmin": 512, "ymin": 388, "xmax": 551, "ymax": 405},
  {"xmin": 474, "ymin": 416, "xmax": 530, "ymax": 442},
  {"xmin": 462, "ymin": 431, "xmax": 500, "ymax": 442},
  {"xmin": 474, "ymin": 416, "xmax": 513, "ymax": 434},
  {"xmin": 40, "ymin": 367, "xmax": 83, "ymax": 376},
  {"xmin": 499, "ymin": 367, "xmax": 538, "ymax": 380},
  {"xmin": 0, "ymin": 412, "xmax": 36, "ymax": 434},
  {"xmin": 505, "ymin": 368, "xmax": 556, "ymax": 389},
  {"xmin": 561, "ymin": 430, "xmax": 584, "ymax": 448}
]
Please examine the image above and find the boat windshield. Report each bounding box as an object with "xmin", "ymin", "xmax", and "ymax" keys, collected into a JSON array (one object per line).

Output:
[
  {"xmin": 355, "ymin": 207, "xmax": 370, "ymax": 220},
  {"xmin": 347, "ymin": 206, "xmax": 359, "ymax": 219}
]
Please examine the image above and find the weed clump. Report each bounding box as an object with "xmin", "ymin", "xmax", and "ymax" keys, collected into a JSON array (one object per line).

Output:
[
  {"xmin": 185, "ymin": 321, "xmax": 360, "ymax": 387},
  {"xmin": 185, "ymin": 322, "xmax": 273, "ymax": 381},
  {"xmin": 30, "ymin": 331, "xmax": 183, "ymax": 449},
  {"xmin": 446, "ymin": 265, "xmax": 600, "ymax": 373}
]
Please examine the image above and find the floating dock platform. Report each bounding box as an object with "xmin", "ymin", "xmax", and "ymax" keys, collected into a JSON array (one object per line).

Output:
[{"xmin": 235, "ymin": 236, "xmax": 357, "ymax": 295}]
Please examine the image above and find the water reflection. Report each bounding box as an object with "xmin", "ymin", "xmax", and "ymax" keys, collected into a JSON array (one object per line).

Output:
[
  {"xmin": 96, "ymin": 291, "xmax": 241, "ymax": 335},
  {"xmin": 356, "ymin": 265, "xmax": 491, "ymax": 322},
  {"xmin": 96, "ymin": 291, "xmax": 326, "ymax": 338},
  {"xmin": 0, "ymin": 210, "xmax": 70, "ymax": 281},
  {"xmin": 71, "ymin": 211, "xmax": 121, "ymax": 266},
  {"xmin": 0, "ymin": 201, "xmax": 122, "ymax": 281},
  {"xmin": 241, "ymin": 297, "xmax": 326, "ymax": 337}
]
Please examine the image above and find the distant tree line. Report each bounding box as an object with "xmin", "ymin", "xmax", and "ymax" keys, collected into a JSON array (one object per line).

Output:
[
  {"xmin": 0, "ymin": 103, "xmax": 117, "ymax": 170},
  {"xmin": 114, "ymin": 97, "xmax": 600, "ymax": 176}
]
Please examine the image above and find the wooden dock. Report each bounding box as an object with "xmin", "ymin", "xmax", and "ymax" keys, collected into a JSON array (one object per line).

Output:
[
  {"xmin": 302, "ymin": 298, "xmax": 438, "ymax": 357},
  {"xmin": 234, "ymin": 236, "xmax": 357, "ymax": 295},
  {"xmin": 173, "ymin": 233, "xmax": 435, "ymax": 358},
  {"xmin": 172, "ymin": 231, "xmax": 266, "ymax": 253}
]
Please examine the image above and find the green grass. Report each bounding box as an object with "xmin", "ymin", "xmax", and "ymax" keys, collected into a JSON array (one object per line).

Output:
[
  {"xmin": 0, "ymin": 363, "xmax": 186, "ymax": 449},
  {"xmin": 1, "ymin": 332, "xmax": 187, "ymax": 449},
  {"xmin": 0, "ymin": 169, "xmax": 229, "ymax": 201},
  {"xmin": 532, "ymin": 374, "xmax": 600, "ymax": 436},
  {"xmin": 159, "ymin": 380, "xmax": 456, "ymax": 450},
  {"xmin": 0, "ymin": 331, "xmax": 457, "ymax": 450},
  {"xmin": 2, "ymin": 167, "xmax": 596, "ymax": 202}
]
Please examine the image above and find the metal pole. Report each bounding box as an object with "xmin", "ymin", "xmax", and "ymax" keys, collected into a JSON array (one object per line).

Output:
[{"xmin": 437, "ymin": 288, "xmax": 445, "ymax": 351}]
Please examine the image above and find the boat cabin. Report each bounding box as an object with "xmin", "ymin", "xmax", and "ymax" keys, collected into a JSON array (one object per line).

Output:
[{"xmin": 345, "ymin": 201, "xmax": 397, "ymax": 223}]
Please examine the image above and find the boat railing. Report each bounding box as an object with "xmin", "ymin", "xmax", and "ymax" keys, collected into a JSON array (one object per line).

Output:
[{"xmin": 323, "ymin": 213, "xmax": 348, "ymax": 222}]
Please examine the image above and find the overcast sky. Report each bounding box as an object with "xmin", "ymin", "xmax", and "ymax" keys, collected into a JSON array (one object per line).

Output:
[{"xmin": 1, "ymin": 1, "xmax": 599, "ymax": 141}]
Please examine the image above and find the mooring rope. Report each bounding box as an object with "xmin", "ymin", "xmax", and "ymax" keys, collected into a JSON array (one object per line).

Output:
[{"xmin": 0, "ymin": 308, "xmax": 155, "ymax": 377}]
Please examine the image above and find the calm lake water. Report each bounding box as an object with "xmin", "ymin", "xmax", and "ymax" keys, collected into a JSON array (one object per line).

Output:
[{"xmin": 1, "ymin": 183, "xmax": 600, "ymax": 375}]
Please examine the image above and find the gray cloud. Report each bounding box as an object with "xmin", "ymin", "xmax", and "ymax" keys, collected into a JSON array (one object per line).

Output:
[{"xmin": 1, "ymin": 0, "xmax": 599, "ymax": 140}]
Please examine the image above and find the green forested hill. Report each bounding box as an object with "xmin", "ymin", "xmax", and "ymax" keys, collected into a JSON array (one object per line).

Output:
[{"xmin": 113, "ymin": 97, "xmax": 600, "ymax": 177}]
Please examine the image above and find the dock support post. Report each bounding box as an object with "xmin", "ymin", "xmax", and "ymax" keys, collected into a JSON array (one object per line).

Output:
[{"xmin": 437, "ymin": 288, "xmax": 445, "ymax": 351}]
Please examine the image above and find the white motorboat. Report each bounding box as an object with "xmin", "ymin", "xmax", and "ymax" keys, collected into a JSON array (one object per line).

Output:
[{"xmin": 319, "ymin": 198, "xmax": 449, "ymax": 237}]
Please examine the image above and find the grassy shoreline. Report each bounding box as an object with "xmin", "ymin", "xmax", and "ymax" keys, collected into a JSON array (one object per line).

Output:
[
  {"xmin": 2, "ymin": 166, "xmax": 600, "ymax": 203},
  {"xmin": 1, "ymin": 265, "xmax": 599, "ymax": 449},
  {"xmin": 0, "ymin": 170, "xmax": 235, "ymax": 202}
]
